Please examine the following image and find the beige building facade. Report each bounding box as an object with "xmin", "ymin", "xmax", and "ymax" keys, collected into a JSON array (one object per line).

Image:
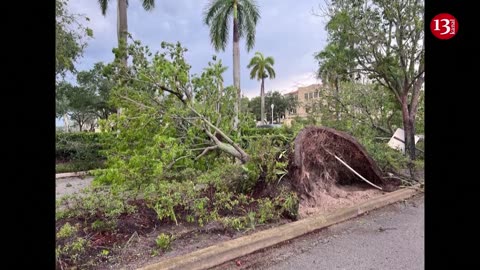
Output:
[{"xmin": 284, "ymin": 83, "xmax": 324, "ymax": 120}]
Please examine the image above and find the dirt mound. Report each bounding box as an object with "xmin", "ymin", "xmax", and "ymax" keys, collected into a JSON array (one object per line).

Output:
[
  {"xmin": 289, "ymin": 126, "xmax": 400, "ymax": 197},
  {"xmin": 298, "ymin": 183, "xmax": 385, "ymax": 218}
]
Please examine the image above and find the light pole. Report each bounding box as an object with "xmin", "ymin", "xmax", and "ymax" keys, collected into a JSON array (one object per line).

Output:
[{"xmin": 271, "ymin": 103, "xmax": 274, "ymax": 125}]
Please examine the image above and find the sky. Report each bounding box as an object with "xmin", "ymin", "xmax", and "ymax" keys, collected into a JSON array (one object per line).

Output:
[{"xmin": 58, "ymin": 0, "xmax": 328, "ymax": 126}]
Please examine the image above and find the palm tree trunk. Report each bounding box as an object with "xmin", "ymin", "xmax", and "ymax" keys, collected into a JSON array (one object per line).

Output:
[
  {"xmin": 232, "ymin": 2, "xmax": 240, "ymax": 131},
  {"xmin": 260, "ymin": 78, "xmax": 265, "ymax": 124},
  {"xmin": 117, "ymin": 0, "xmax": 128, "ymax": 115},
  {"xmin": 117, "ymin": 0, "xmax": 128, "ymax": 67}
]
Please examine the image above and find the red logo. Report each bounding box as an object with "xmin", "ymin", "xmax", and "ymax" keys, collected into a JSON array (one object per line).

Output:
[{"xmin": 430, "ymin": 13, "xmax": 458, "ymax": 40}]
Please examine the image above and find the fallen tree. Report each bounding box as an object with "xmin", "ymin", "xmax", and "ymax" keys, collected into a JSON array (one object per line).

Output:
[
  {"xmin": 289, "ymin": 126, "xmax": 401, "ymax": 197},
  {"xmin": 104, "ymin": 41, "xmax": 251, "ymax": 166}
]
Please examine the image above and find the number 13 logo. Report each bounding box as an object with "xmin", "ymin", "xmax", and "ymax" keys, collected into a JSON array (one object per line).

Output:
[{"xmin": 430, "ymin": 13, "xmax": 458, "ymax": 40}]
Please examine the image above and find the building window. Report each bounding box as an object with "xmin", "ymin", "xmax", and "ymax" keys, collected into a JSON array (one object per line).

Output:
[
  {"xmin": 314, "ymin": 91, "xmax": 319, "ymax": 98},
  {"xmin": 309, "ymin": 92, "xmax": 313, "ymax": 99},
  {"xmin": 304, "ymin": 93, "xmax": 308, "ymax": 100}
]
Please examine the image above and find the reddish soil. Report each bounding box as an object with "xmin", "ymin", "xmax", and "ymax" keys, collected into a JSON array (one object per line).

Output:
[{"xmin": 56, "ymin": 198, "xmax": 290, "ymax": 270}]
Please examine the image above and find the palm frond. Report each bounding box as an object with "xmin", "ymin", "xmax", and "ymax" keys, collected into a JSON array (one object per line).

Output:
[
  {"xmin": 265, "ymin": 56, "xmax": 274, "ymax": 65},
  {"xmin": 203, "ymin": 0, "xmax": 229, "ymax": 25},
  {"xmin": 247, "ymin": 51, "xmax": 276, "ymax": 80},
  {"xmin": 247, "ymin": 55, "xmax": 260, "ymax": 68},
  {"xmin": 244, "ymin": 16, "xmax": 257, "ymax": 51},
  {"xmin": 249, "ymin": 65, "xmax": 260, "ymax": 80},
  {"xmin": 210, "ymin": 4, "xmax": 233, "ymax": 51},
  {"xmin": 98, "ymin": 0, "xmax": 110, "ymax": 16},
  {"xmin": 240, "ymin": 0, "xmax": 260, "ymax": 25},
  {"xmin": 141, "ymin": 0, "xmax": 155, "ymax": 11},
  {"xmin": 239, "ymin": 0, "xmax": 260, "ymax": 51},
  {"xmin": 265, "ymin": 65, "xmax": 276, "ymax": 79}
]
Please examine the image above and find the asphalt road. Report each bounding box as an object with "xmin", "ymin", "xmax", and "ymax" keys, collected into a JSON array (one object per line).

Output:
[{"xmin": 214, "ymin": 194, "xmax": 424, "ymax": 270}]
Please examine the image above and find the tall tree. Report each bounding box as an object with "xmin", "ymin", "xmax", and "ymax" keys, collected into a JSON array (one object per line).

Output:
[
  {"xmin": 247, "ymin": 52, "xmax": 276, "ymax": 124},
  {"xmin": 315, "ymin": 43, "xmax": 356, "ymax": 120},
  {"xmin": 57, "ymin": 63, "xmax": 116, "ymax": 132},
  {"xmin": 76, "ymin": 62, "xmax": 116, "ymax": 120},
  {"xmin": 248, "ymin": 91, "xmax": 297, "ymax": 122},
  {"xmin": 316, "ymin": 0, "xmax": 424, "ymax": 164},
  {"xmin": 97, "ymin": 0, "xmax": 156, "ymax": 66},
  {"xmin": 203, "ymin": 0, "xmax": 261, "ymax": 130},
  {"xmin": 56, "ymin": 82, "xmax": 98, "ymax": 132},
  {"xmin": 55, "ymin": 0, "xmax": 93, "ymax": 78}
]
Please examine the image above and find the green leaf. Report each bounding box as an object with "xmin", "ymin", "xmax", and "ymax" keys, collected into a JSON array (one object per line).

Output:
[{"xmin": 86, "ymin": 28, "xmax": 93, "ymax": 37}]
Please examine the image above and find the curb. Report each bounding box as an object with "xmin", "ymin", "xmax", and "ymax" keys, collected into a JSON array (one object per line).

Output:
[
  {"xmin": 55, "ymin": 171, "xmax": 92, "ymax": 179},
  {"xmin": 138, "ymin": 185, "xmax": 422, "ymax": 270}
]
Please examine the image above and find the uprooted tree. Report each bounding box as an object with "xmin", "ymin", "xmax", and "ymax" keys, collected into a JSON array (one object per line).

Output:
[{"xmin": 289, "ymin": 126, "xmax": 400, "ymax": 197}]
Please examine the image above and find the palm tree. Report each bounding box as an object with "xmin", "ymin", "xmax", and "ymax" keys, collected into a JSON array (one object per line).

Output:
[
  {"xmin": 98, "ymin": 0, "xmax": 156, "ymax": 66},
  {"xmin": 203, "ymin": 0, "xmax": 261, "ymax": 130},
  {"xmin": 315, "ymin": 43, "xmax": 357, "ymax": 121},
  {"xmin": 247, "ymin": 52, "xmax": 275, "ymax": 124}
]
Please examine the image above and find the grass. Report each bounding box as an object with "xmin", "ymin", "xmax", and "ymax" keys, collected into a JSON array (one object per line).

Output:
[{"xmin": 56, "ymin": 160, "xmax": 105, "ymax": 173}]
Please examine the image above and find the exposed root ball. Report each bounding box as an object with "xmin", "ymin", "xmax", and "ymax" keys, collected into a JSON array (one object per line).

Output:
[{"xmin": 289, "ymin": 126, "xmax": 400, "ymax": 197}]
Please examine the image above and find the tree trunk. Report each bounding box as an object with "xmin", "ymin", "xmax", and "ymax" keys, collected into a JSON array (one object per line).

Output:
[
  {"xmin": 216, "ymin": 83, "xmax": 221, "ymax": 113},
  {"xmin": 188, "ymin": 105, "xmax": 250, "ymax": 164},
  {"xmin": 217, "ymin": 142, "xmax": 250, "ymax": 164},
  {"xmin": 117, "ymin": 0, "xmax": 128, "ymax": 67},
  {"xmin": 401, "ymin": 96, "xmax": 416, "ymax": 161},
  {"xmin": 334, "ymin": 77, "xmax": 340, "ymax": 121},
  {"xmin": 116, "ymin": 0, "xmax": 128, "ymax": 116},
  {"xmin": 260, "ymin": 78, "xmax": 265, "ymax": 124},
  {"xmin": 63, "ymin": 113, "xmax": 70, "ymax": 132},
  {"xmin": 232, "ymin": 3, "xmax": 241, "ymax": 131}
]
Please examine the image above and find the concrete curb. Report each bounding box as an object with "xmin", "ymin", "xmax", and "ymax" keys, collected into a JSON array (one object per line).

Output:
[
  {"xmin": 55, "ymin": 171, "xmax": 92, "ymax": 179},
  {"xmin": 138, "ymin": 185, "xmax": 422, "ymax": 270}
]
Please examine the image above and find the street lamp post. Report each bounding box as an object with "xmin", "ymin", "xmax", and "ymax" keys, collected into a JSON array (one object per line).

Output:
[{"xmin": 271, "ymin": 103, "xmax": 274, "ymax": 125}]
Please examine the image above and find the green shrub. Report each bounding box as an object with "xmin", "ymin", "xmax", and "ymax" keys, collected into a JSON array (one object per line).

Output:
[
  {"xmin": 56, "ymin": 237, "xmax": 88, "ymax": 263},
  {"xmin": 56, "ymin": 132, "xmax": 109, "ymax": 166},
  {"xmin": 155, "ymin": 233, "xmax": 174, "ymax": 251},
  {"xmin": 196, "ymin": 164, "xmax": 246, "ymax": 193},
  {"xmin": 360, "ymin": 138, "xmax": 410, "ymax": 172},
  {"xmin": 57, "ymin": 222, "xmax": 78, "ymax": 239},
  {"xmin": 257, "ymin": 199, "xmax": 277, "ymax": 223},
  {"xmin": 245, "ymin": 137, "xmax": 290, "ymax": 188},
  {"xmin": 56, "ymin": 187, "xmax": 137, "ymax": 221}
]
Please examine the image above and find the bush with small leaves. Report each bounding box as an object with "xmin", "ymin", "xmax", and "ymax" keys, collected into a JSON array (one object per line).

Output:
[{"xmin": 155, "ymin": 233, "xmax": 174, "ymax": 251}]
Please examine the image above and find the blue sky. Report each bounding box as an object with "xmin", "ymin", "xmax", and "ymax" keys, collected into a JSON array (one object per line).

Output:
[{"xmin": 58, "ymin": 0, "xmax": 328, "ymax": 126}]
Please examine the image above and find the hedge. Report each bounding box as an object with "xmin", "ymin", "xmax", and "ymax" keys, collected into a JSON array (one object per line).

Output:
[{"xmin": 56, "ymin": 132, "xmax": 109, "ymax": 163}]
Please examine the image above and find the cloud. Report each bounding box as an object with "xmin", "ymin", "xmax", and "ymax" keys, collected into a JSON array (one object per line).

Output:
[{"xmin": 67, "ymin": 0, "xmax": 327, "ymax": 97}]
